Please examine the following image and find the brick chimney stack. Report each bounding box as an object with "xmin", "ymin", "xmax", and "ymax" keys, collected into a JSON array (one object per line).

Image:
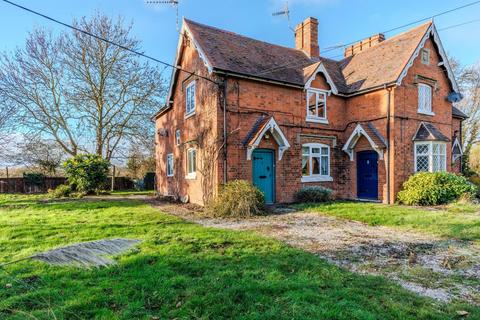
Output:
[
  {"xmin": 344, "ymin": 34, "xmax": 385, "ymax": 57},
  {"xmin": 295, "ymin": 17, "xmax": 319, "ymax": 58}
]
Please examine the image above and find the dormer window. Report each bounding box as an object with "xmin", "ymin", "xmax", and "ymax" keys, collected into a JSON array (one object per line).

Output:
[
  {"xmin": 306, "ymin": 89, "xmax": 328, "ymax": 124},
  {"xmin": 418, "ymin": 83, "xmax": 433, "ymax": 115},
  {"xmin": 185, "ymin": 81, "xmax": 196, "ymax": 118},
  {"xmin": 421, "ymin": 48, "xmax": 430, "ymax": 65}
]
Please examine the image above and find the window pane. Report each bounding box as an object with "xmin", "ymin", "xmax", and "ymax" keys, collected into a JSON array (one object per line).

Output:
[
  {"xmin": 321, "ymin": 156, "xmax": 328, "ymax": 176},
  {"xmin": 312, "ymin": 157, "xmax": 320, "ymax": 175},
  {"xmin": 318, "ymin": 100, "xmax": 326, "ymax": 119},
  {"xmin": 321, "ymin": 147, "xmax": 328, "ymax": 155},
  {"xmin": 416, "ymin": 155, "xmax": 429, "ymax": 172},
  {"xmin": 302, "ymin": 155, "xmax": 309, "ymax": 176},
  {"xmin": 432, "ymin": 154, "xmax": 440, "ymax": 172},
  {"xmin": 302, "ymin": 147, "xmax": 310, "ymax": 156},
  {"xmin": 307, "ymin": 91, "xmax": 316, "ymax": 117},
  {"xmin": 311, "ymin": 147, "xmax": 321, "ymax": 154},
  {"xmin": 416, "ymin": 144, "xmax": 429, "ymax": 155},
  {"xmin": 192, "ymin": 150, "xmax": 196, "ymax": 172}
]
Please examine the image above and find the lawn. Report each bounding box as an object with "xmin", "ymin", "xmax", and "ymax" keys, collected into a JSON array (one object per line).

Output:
[
  {"xmin": 0, "ymin": 195, "xmax": 478, "ymax": 319},
  {"xmin": 298, "ymin": 201, "xmax": 480, "ymax": 242}
]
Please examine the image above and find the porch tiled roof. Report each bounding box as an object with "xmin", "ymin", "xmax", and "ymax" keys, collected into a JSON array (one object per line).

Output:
[
  {"xmin": 242, "ymin": 116, "xmax": 272, "ymax": 146},
  {"xmin": 412, "ymin": 122, "xmax": 450, "ymax": 142},
  {"xmin": 363, "ymin": 123, "xmax": 387, "ymax": 149},
  {"xmin": 452, "ymin": 106, "xmax": 468, "ymax": 119}
]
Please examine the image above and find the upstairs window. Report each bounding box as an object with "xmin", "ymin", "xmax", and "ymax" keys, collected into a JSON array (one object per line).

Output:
[
  {"xmin": 166, "ymin": 154, "xmax": 174, "ymax": 177},
  {"xmin": 418, "ymin": 83, "xmax": 432, "ymax": 115},
  {"xmin": 186, "ymin": 148, "xmax": 197, "ymax": 179},
  {"xmin": 415, "ymin": 142, "xmax": 446, "ymax": 172},
  {"xmin": 301, "ymin": 143, "xmax": 332, "ymax": 182},
  {"xmin": 421, "ymin": 48, "xmax": 430, "ymax": 65},
  {"xmin": 306, "ymin": 89, "xmax": 327, "ymax": 123},
  {"xmin": 185, "ymin": 81, "xmax": 196, "ymax": 117},
  {"xmin": 175, "ymin": 129, "xmax": 181, "ymax": 146}
]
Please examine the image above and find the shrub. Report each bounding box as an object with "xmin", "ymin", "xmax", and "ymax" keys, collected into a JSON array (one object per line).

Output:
[
  {"xmin": 206, "ymin": 180, "xmax": 265, "ymax": 217},
  {"xmin": 64, "ymin": 154, "xmax": 110, "ymax": 194},
  {"xmin": 294, "ymin": 186, "xmax": 333, "ymax": 203},
  {"xmin": 397, "ymin": 172, "xmax": 477, "ymax": 206},
  {"xmin": 48, "ymin": 184, "xmax": 72, "ymax": 198}
]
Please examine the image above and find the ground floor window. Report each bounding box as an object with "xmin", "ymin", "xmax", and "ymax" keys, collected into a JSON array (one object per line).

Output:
[
  {"xmin": 186, "ymin": 148, "xmax": 197, "ymax": 179},
  {"xmin": 301, "ymin": 143, "xmax": 332, "ymax": 182},
  {"xmin": 415, "ymin": 141, "xmax": 446, "ymax": 172},
  {"xmin": 166, "ymin": 154, "xmax": 174, "ymax": 177}
]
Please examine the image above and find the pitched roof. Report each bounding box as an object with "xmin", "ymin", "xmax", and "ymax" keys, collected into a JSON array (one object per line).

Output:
[
  {"xmin": 185, "ymin": 19, "xmax": 312, "ymax": 86},
  {"xmin": 412, "ymin": 122, "xmax": 450, "ymax": 142},
  {"xmin": 338, "ymin": 23, "xmax": 432, "ymax": 93},
  {"xmin": 452, "ymin": 106, "xmax": 469, "ymax": 119},
  {"xmin": 363, "ymin": 122, "xmax": 388, "ymax": 149},
  {"xmin": 183, "ymin": 19, "xmax": 438, "ymax": 95}
]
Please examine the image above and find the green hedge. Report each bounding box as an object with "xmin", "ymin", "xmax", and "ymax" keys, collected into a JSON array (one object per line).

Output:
[{"xmin": 397, "ymin": 172, "xmax": 476, "ymax": 206}]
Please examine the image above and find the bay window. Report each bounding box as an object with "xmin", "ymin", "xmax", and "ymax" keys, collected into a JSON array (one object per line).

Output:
[
  {"xmin": 301, "ymin": 143, "xmax": 332, "ymax": 182},
  {"xmin": 414, "ymin": 142, "xmax": 446, "ymax": 172}
]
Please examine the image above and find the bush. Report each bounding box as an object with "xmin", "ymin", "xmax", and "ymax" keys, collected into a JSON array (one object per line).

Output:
[
  {"xmin": 48, "ymin": 184, "xmax": 72, "ymax": 198},
  {"xmin": 294, "ymin": 186, "xmax": 333, "ymax": 203},
  {"xmin": 206, "ymin": 180, "xmax": 265, "ymax": 217},
  {"xmin": 64, "ymin": 154, "xmax": 110, "ymax": 194},
  {"xmin": 397, "ymin": 172, "xmax": 477, "ymax": 206}
]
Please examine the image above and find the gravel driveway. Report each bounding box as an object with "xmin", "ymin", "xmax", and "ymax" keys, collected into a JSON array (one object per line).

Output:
[{"xmin": 151, "ymin": 201, "xmax": 480, "ymax": 304}]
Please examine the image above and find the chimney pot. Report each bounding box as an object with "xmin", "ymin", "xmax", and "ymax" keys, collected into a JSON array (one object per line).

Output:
[{"xmin": 344, "ymin": 33, "xmax": 385, "ymax": 57}]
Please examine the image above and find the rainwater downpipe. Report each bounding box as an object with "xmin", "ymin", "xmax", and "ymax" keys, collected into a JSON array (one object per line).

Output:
[
  {"xmin": 385, "ymin": 85, "xmax": 392, "ymax": 204},
  {"xmin": 222, "ymin": 78, "xmax": 228, "ymax": 184}
]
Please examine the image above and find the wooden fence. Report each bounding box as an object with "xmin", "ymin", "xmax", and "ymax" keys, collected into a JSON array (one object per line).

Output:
[{"xmin": 0, "ymin": 176, "xmax": 134, "ymax": 194}]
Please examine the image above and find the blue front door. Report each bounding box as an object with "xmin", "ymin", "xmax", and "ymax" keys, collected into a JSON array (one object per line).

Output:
[
  {"xmin": 357, "ymin": 151, "xmax": 379, "ymax": 200},
  {"xmin": 252, "ymin": 149, "xmax": 275, "ymax": 204}
]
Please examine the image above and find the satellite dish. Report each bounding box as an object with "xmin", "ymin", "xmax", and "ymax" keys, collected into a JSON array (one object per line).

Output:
[{"xmin": 448, "ymin": 92, "xmax": 464, "ymax": 103}]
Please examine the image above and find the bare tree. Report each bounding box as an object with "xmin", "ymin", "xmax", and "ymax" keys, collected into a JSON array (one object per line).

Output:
[
  {"xmin": 0, "ymin": 14, "xmax": 165, "ymax": 161},
  {"xmin": 451, "ymin": 57, "xmax": 480, "ymax": 173},
  {"xmin": 9, "ymin": 137, "xmax": 66, "ymax": 176}
]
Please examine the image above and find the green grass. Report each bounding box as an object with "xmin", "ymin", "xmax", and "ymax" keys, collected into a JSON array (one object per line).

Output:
[
  {"xmin": 110, "ymin": 190, "xmax": 155, "ymax": 196},
  {"xmin": 0, "ymin": 195, "xmax": 478, "ymax": 319},
  {"xmin": 297, "ymin": 201, "xmax": 480, "ymax": 242}
]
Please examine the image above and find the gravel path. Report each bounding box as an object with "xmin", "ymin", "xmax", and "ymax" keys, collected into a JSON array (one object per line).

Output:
[{"xmin": 150, "ymin": 201, "xmax": 480, "ymax": 304}]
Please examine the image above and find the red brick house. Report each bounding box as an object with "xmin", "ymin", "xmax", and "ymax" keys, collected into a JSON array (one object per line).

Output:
[{"xmin": 154, "ymin": 17, "xmax": 467, "ymax": 205}]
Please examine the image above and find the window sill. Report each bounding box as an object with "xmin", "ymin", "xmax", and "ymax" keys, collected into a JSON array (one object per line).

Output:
[
  {"xmin": 167, "ymin": 174, "xmax": 174, "ymax": 178},
  {"xmin": 306, "ymin": 117, "xmax": 329, "ymax": 124},
  {"xmin": 301, "ymin": 176, "xmax": 333, "ymax": 183},
  {"xmin": 185, "ymin": 111, "xmax": 196, "ymax": 119},
  {"xmin": 418, "ymin": 110, "xmax": 435, "ymax": 116},
  {"xmin": 185, "ymin": 173, "xmax": 197, "ymax": 180}
]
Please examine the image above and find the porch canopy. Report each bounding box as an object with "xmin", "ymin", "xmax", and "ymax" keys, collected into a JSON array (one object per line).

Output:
[
  {"xmin": 243, "ymin": 116, "xmax": 290, "ymax": 161},
  {"xmin": 343, "ymin": 123, "xmax": 387, "ymax": 161}
]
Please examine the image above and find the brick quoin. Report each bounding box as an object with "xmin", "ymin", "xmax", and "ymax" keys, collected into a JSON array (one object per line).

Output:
[{"xmin": 154, "ymin": 19, "xmax": 465, "ymax": 206}]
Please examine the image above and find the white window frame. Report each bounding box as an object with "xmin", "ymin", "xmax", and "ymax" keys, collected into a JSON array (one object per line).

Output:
[
  {"xmin": 175, "ymin": 129, "xmax": 181, "ymax": 146},
  {"xmin": 166, "ymin": 153, "xmax": 174, "ymax": 177},
  {"xmin": 452, "ymin": 137, "xmax": 463, "ymax": 162},
  {"xmin": 185, "ymin": 81, "xmax": 196, "ymax": 118},
  {"xmin": 301, "ymin": 143, "xmax": 333, "ymax": 182},
  {"xmin": 306, "ymin": 89, "xmax": 328, "ymax": 124},
  {"xmin": 186, "ymin": 148, "xmax": 197, "ymax": 179},
  {"xmin": 421, "ymin": 48, "xmax": 430, "ymax": 65},
  {"xmin": 418, "ymin": 83, "xmax": 434, "ymax": 116},
  {"xmin": 414, "ymin": 141, "xmax": 447, "ymax": 173}
]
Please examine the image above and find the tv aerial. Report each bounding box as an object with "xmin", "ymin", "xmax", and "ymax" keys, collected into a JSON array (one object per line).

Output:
[
  {"xmin": 146, "ymin": 0, "xmax": 180, "ymax": 32},
  {"xmin": 272, "ymin": 1, "xmax": 293, "ymax": 32}
]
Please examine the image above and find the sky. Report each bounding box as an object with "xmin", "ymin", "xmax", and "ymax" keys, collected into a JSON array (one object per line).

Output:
[{"xmin": 0, "ymin": 0, "xmax": 479, "ymax": 70}]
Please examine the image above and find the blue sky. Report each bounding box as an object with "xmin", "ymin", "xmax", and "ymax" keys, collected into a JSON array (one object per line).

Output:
[
  {"xmin": 0, "ymin": 0, "xmax": 478, "ymax": 166},
  {"xmin": 0, "ymin": 0, "xmax": 479, "ymax": 70}
]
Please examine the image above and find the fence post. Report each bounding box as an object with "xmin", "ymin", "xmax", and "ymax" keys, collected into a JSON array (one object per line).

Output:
[{"xmin": 111, "ymin": 165, "xmax": 116, "ymax": 192}]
